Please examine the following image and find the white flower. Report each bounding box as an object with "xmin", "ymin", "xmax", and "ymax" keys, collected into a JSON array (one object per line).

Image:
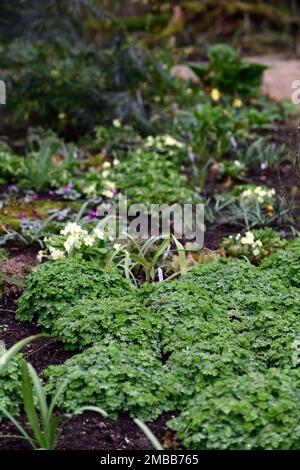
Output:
[
  {"xmin": 162, "ymin": 135, "xmax": 184, "ymax": 148},
  {"xmin": 146, "ymin": 134, "xmax": 184, "ymax": 149},
  {"xmin": 60, "ymin": 223, "xmax": 84, "ymax": 237},
  {"xmin": 241, "ymin": 231, "xmax": 255, "ymax": 245},
  {"xmin": 253, "ymin": 240, "xmax": 263, "ymax": 247},
  {"xmin": 94, "ymin": 228, "xmax": 104, "ymax": 240},
  {"xmin": 102, "ymin": 161, "xmax": 111, "ymax": 169},
  {"xmin": 113, "ymin": 159, "xmax": 120, "ymax": 166},
  {"xmin": 104, "ymin": 180, "xmax": 116, "ymax": 191},
  {"xmin": 101, "ymin": 189, "xmax": 114, "ymax": 199},
  {"xmin": 83, "ymin": 235, "xmax": 95, "ymax": 247},
  {"xmin": 102, "ymin": 170, "xmax": 110, "ymax": 179},
  {"xmin": 37, "ymin": 250, "xmax": 45, "ymax": 262},
  {"xmin": 64, "ymin": 239, "xmax": 73, "ymax": 253},
  {"xmin": 113, "ymin": 243, "xmax": 122, "ymax": 250},
  {"xmin": 241, "ymin": 189, "xmax": 252, "ymax": 199},
  {"xmin": 236, "ymin": 233, "xmax": 241, "ymax": 240},
  {"xmin": 241, "ymin": 186, "xmax": 275, "ymax": 205},
  {"xmin": 50, "ymin": 69, "xmax": 60, "ymax": 77},
  {"xmin": 268, "ymin": 189, "xmax": 275, "ymax": 197},
  {"xmin": 253, "ymin": 248, "xmax": 260, "ymax": 257},
  {"xmin": 64, "ymin": 233, "xmax": 82, "ymax": 252},
  {"xmin": 145, "ymin": 136, "xmax": 155, "ymax": 147},
  {"xmin": 113, "ymin": 119, "xmax": 121, "ymax": 128},
  {"xmin": 83, "ymin": 183, "xmax": 97, "ymax": 195},
  {"xmin": 49, "ymin": 247, "xmax": 65, "ymax": 261}
]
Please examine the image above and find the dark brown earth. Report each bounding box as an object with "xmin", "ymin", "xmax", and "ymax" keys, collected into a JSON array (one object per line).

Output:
[{"xmin": 0, "ymin": 411, "xmax": 180, "ymax": 451}]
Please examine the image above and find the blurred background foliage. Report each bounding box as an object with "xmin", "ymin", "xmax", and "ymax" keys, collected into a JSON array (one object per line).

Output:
[{"xmin": 0, "ymin": 0, "xmax": 299, "ymax": 138}]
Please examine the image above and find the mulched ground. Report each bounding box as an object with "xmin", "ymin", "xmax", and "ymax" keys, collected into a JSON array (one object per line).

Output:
[{"xmin": 0, "ymin": 411, "xmax": 180, "ymax": 451}]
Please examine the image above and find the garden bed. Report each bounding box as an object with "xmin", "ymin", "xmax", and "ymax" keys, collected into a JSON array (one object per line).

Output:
[{"xmin": 1, "ymin": 2, "xmax": 300, "ymax": 451}]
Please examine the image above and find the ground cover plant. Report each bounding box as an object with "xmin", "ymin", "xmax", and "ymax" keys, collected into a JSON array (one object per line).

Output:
[
  {"xmin": 2, "ymin": 241, "xmax": 298, "ymax": 450},
  {"xmin": 1, "ymin": 0, "xmax": 300, "ymax": 453}
]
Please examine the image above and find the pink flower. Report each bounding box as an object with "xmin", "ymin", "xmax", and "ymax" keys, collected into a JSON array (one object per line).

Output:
[
  {"xmin": 86, "ymin": 210, "xmax": 97, "ymax": 217},
  {"xmin": 17, "ymin": 212, "xmax": 27, "ymax": 220},
  {"xmin": 31, "ymin": 209, "xmax": 43, "ymax": 220}
]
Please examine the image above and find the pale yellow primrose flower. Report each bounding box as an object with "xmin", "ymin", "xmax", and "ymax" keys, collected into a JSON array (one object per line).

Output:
[
  {"xmin": 49, "ymin": 247, "xmax": 65, "ymax": 261},
  {"xmin": 101, "ymin": 189, "xmax": 114, "ymax": 198},
  {"xmin": 94, "ymin": 228, "xmax": 105, "ymax": 240},
  {"xmin": 163, "ymin": 135, "xmax": 184, "ymax": 149},
  {"xmin": 113, "ymin": 119, "xmax": 121, "ymax": 128},
  {"xmin": 241, "ymin": 231, "xmax": 255, "ymax": 245},
  {"xmin": 242, "ymin": 186, "xmax": 275, "ymax": 204},
  {"xmin": 104, "ymin": 181, "xmax": 116, "ymax": 191},
  {"xmin": 145, "ymin": 136, "xmax": 155, "ymax": 147},
  {"xmin": 50, "ymin": 69, "xmax": 60, "ymax": 77},
  {"xmin": 145, "ymin": 135, "xmax": 184, "ymax": 149},
  {"xmin": 102, "ymin": 170, "xmax": 110, "ymax": 179},
  {"xmin": 83, "ymin": 183, "xmax": 97, "ymax": 196},
  {"xmin": 37, "ymin": 250, "xmax": 45, "ymax": 262},
  {"xmin": 64, "ymin": 233, "xmax": 82, "ymax": 252},
  {"xmin": 233, "ymin": 98, "xmax": 243, "ymax": 108},
  {"xmin": 83, "ymin": 235, "xmax": 95, "ymax": 247},
  {"xmin": 102, "ymin": 161, "xmax": 111, "ymax": 169},
  {"xmin": 113, "ymin": 243, "xmax": 122, "ymax": 250},
  {"xmin": 211, "ymin": 88, "xmax": 221, "ymax": 101},
  {"xmin": 60, "ymin": 223, "xmax": 84, "ymax": 237}
]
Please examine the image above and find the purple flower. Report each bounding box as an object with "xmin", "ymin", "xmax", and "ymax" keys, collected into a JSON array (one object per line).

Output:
[
  {"xmin": 31, "ymin": 209, "xmax": 43, "ymax": 220},
  {"xmin": 17, "ymin": 211, "xmax": 28, "ymax": 220},
  {"xmin": 86, "ymin": 210, "xmax": 97, "ymax": 217}
]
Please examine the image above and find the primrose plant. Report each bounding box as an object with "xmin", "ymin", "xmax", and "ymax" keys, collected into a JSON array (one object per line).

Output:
[
  {"xmin": 37, "ymin": 222, "xmax": 120, "ymax": 266},
  {"xmin": 241, "ymin": 186, "xmax": 276, "ymax": 208},
  {"xmin": 221, "ymin": 228, "xmax": 288, "ymax": 264}
]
